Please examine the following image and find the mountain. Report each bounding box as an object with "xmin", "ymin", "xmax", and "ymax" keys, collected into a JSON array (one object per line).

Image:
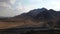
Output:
[
  {"xmin": 0, "ymin": 8, "xmax": 56, "ymax": 21},
  {"xmin": 0, "ymin": 8, "xmax": 60, "ymax": 29},
  {"xmin": 14, "ymin": 8, "xmax": 56, "ymax": 22},
  {"xmin": 27, "ymin": 8, "xmax": 47, "ymax": 17},
  {"xmin": 0, "ymin": 8, "xmax": 60, "ymax": 34},
  {"xmin": 12, "ymin": 8, "xmax": 60, "ymax": 28}
]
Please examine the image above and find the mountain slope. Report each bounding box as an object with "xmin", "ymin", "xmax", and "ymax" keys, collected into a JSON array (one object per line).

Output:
[{"xmin": 0, "ymin": 8, "xmax": 60, "ymax": 29}]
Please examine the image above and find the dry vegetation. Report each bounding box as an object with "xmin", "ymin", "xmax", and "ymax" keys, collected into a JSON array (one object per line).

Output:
[{"xmin": 0, "ymin": 19, "xmax": 47, "ymax": 29}]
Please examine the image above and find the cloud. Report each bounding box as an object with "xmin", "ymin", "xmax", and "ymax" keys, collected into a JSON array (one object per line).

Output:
[
  {"xmin": 0, "ymin": 0, "xmax": 22, "ymax": 17},
  {"xmin": 24, "ymin": 5, "xmax": 41, "ymax": 12},
  {"xmin": 0, "ymin": 0, "xmax": 16, "ymax": 4},
  {"xmin": 22, "ymin": 0, "xmax": 60, "ymax": 12},
  {"xmin": 0, "ymin": 6, "xmax": 21, "ymax": 17},
  {"xmin": 1, "ymin": 0, "xmax": 60, "ymax": 17},
  {"xmin": 0, "ymin": 6, "xmax": 14, "ymax": 17},
  {"xmin": 43, "ymin": 0, "xmax": 60, "ymax": 11},
  {"xmin": 28, "ymin": 0, "xmax": 42, "ymax": 3},
  {"xmin": 48, "ymin": 0, "xmax": 60, "ymax": 11},
  {"xmin": 0, "ymin": 0, "xmax": 16, "ymax": 8},
  {"xmin": 0, "ymin": 0, "xmax": 11, "ymax": 9},
  {"xmin": 10, "ymin": 0, "xmax": 16, "ymax": 4},
  {"xmin": 0, "ymin": 2, "xmax": 11, "ymax": 9},
  {"xmin": 0, "ymin": 0, "xmax": 9, "ymax": 2}
]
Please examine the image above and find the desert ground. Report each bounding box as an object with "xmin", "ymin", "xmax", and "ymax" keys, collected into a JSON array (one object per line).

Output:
[{"xmin": 0, "ymin": 19, "xmax": 47, "ymax": 29}]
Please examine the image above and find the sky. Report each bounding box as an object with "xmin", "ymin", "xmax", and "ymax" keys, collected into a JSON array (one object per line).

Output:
[{"xmin": 0, "ymin": 0, "xmax": 60, "ymax": 17}]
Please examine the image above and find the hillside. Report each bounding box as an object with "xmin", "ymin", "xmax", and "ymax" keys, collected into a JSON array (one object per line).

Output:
[{"xmin": 0, "ymin": 8, "xmax": 60, "ymax": 29}]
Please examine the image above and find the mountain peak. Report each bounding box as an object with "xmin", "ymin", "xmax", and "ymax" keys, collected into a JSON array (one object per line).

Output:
[
  {"xmin": 41, "ymin": 8, "xmax": 47, "ymax": 10},
  {"xmin": 49, "ymin": 9, "xmax": 55, "ymax": 11},
  {"xmin": 27, "ymin": 8, "xmax": 48, "ymax": 17}
]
